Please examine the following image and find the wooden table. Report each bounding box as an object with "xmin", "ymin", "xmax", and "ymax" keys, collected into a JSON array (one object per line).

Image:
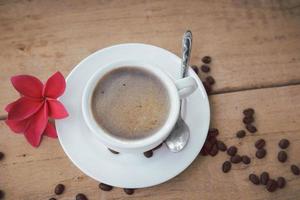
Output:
[{"xmin": 1, "ymin": 0, "xmax": 300, "ymax": 199}]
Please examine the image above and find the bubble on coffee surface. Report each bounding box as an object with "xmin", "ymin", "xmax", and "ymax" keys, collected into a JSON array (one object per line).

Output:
[{"xmin": 91, "ymin": 67, "xmax": 170, "ymax": 140}]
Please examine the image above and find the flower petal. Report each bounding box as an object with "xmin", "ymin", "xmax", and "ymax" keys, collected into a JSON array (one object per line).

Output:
[
  {"xmin": 47, "ymin": 99, "xmax": 68, "ymax": 119},
  {"xmin": 5, "ymin": 118, "xmax": 31, "ymax": 133},
  {"xmin": 44, "ymin": 122, "xmax": 57, "ymax": 138},
  {"xmin": 24, "ymin": 103, "xmax": 48, "ymax": 147},
  {"xmin": 11, "ymin": 75, "xmax": 43, "ymax": 98},
  {"xmin": 7, "ymin": 97, "xmax": 43, "ymax": 121},
  {"xmin": 43, "ymin": 72, "xmax": 66, "ymax": 98},
  {"xmin": 5, "ymin": 101, "xmax": 17, "ymax": 112}
]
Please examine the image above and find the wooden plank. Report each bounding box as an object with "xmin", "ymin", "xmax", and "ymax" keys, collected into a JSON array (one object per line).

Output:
[
  {"xmin": 1, "ymin": 85, "xmax": 300, "ymax": 200},
  {"xmin": 1, "ymin": 0, "xmax": 300, "ymax": 115}
]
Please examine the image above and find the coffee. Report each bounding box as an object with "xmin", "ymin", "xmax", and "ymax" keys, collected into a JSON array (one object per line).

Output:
[{"xmin": 91, "ymin": 67, "xmax": 170, "ymax": 140}]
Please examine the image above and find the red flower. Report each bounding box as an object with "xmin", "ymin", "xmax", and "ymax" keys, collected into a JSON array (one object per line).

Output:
[{"xmin": 4, "ymin": 72, "xmax": 68, "ymax": 147}]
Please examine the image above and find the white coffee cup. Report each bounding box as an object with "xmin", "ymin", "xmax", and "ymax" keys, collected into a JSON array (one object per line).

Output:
[{"xmin": 82, "ymin": 60, "xmax": 198, "ymax": 153}]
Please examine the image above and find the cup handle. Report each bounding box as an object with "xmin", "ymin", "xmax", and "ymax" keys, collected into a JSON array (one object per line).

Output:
[{"xmin": 174, "ymin": 76, "xmax": 197, "ymax": 98}]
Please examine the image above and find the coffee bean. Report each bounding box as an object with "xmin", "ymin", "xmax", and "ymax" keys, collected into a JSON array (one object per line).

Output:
[
  {"xmin": 76, "ymin": 193, "xmax": 88, "ymax": 200},
  {"xmin": 246, "ymin": 124, "xmax": 257, "ymax": 133},
  {"xmin": 243, "ymin": 108, "xmax": 254, "ymax": 116},
  {"xmin": 222, "ymin": 161, "xmax": 231, "ymax": 173},
  {"xmin": 230, "ymin": 155, "xmax": 242, "ymax": 163},
  {"xmin": 200, "ymin": 148, "xmax": 208, "ymax": 156},
  {"xmin": 209, "ymin": 136, "xmax": 217, "ymax": 145},
  {"xmin": 0, "ymin": 190, "xmax": 4, "ymax": 199},
  {"xmin": 227, "ymin": 146, "xmax": 237, "ymax": 156},
  {"xmin": 206, "ymin": 76, "xmax": 215, "ymax": 85},
  {"xmin": 202, "ymin": 56, "xmax": 212, "ymax": 64},
  {"xmin": 152, "ymin": 143, "xmax": 163, "ymax": 151},
  {"xmin": 191, "ymin": 65, "xmax": 199, "ymax": 74},
  {"xmin": 208, "ymin": 128, "xmax": 219, "ymax": 137},
  {"xmin": 217, "ymin": 141, "xmax": 227, "ymax": 151},
  {"xmin": 277, "ymin": 177, "xmax": 286, "ymax": 188},
  {"xmin": 201, "ymin": 65, "xmax": 210, "ymax": 73},
  {"xmin": 243, "ymin": 116, "xmax": 254, "ymax": 124},
  {"xmin": 260, "ymin": 172, "xmax": 269, "ymax": 185},
  {"xmin": 49, "ymin": 198, "xmax": 56, "ymax": 200},
  {"xmin": 209, "ymin": 144, "xmax": 219, "ymax": 157},
  {"xmin": 99, "ymin": 183, "xmax": 113, "ymax": 191},
  {"xmin": 144, "ymin": 150, "xmax": 153, "ymax": 158},
  {"xmin": 203, "ymin": 141, "xmax": 213, "ymax": 153},
  {"xmin": 249, "ymin": 174, "xmax": 260, "ymax": 185},
  {"xmin": 108, "ymin": 148, "xmax": 119, "ymax": 154},
  {"xmin": 266, "ymin": 179, "xmax": 278, "ymax": 192},
  {"xmin": 256, "ymin": 148, "xmax": 266, "ymax": 159},
  {"xmin": 0, "ymin": 152, "xmax": 4, "ymax": 160},
  {"xmin": 236, "ymin": 130, "xmax": 246, "ymax": 138},
  {"xmin": 291, "ymin": 164, "xmax": 300, "ymax": 175},
  {"xmin": 279, "ymin": 139, "xmax": 290, "ymax": 149},
  {"xmin": 255, "ymin": 139, "xmax": 266, "ymax": 149},
  {"xmin": 278, "ymin": 151, "xmax": 288, "ymax": 163},
  {"xmin": 123, "ymin": 188, "xmax": 134, "ymax": 195},
  {"xmin": 202, "ymin": 81, "xmax": 212, "ymax": 93},
  {"xmin": 242, "ymin": 155, "xmax": 251, "ymax": 164},
  {"xmin": 54, "ymin": 184, "xmax": 65, "ymax": 195}
]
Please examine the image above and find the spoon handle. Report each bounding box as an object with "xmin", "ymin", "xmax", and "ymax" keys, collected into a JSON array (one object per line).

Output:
[{"xmin": 181, "ymin": 30, "xmax": 192, "ymax": 78}]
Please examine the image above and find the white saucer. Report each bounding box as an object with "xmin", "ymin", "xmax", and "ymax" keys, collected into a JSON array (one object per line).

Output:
[{"xmin": 56, "ymin": 43, "xmax": 210, "ymax": 188}]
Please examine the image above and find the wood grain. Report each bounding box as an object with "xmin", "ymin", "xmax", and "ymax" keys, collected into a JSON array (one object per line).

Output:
[
  {"xmin": 1, "ymin": 85, "xmax": 300, "ymax": 200},
  {"xmin": 1, "ymin": 0, "xmax": 300, "ymax": 115}
]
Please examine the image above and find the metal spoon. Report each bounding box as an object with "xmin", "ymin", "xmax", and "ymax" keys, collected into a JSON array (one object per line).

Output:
[{"xmin": 166, "ymin": 30, "xmax": 192, "ymax": 152}]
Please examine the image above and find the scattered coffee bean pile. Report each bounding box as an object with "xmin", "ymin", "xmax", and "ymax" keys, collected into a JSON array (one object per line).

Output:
[
  {"xmin": 248, "ymin": 138, "xmax": 300, "ymax": 192},
  {"xmin": 223, "ymin": 143, "xmax": 251, "ymax": 172},
  {"xmin": 276, "ymin": 139, "xmax": 300, "ymax": 176},
  {"xmin": 255, "ymin": 139, "xmax": 267, "ymax": 159},
  {"xmin": 243, "ymin": 108, "xmax": 257, "ymax": 133},
  {"xmin": 219, "ymin": 108, "xmax": 256, "ymax": 173},
  {"xmin": 199, "ymin": 107, "xmax": 300, "ymax": 193},
  {"xmin": 277, "ymin": 139, "xmax": 289, "ymax": 163},
  {"xmin": 191, "ymin": 56, "xmax": 215, "ymax": 94},
  {"xmin": 248, "ymin": 172, "xmax": 286, "ymax": 192},
  {"xmin": 200, "ymin": 128, "xmax": 226, "ymax": 156},
  {"xmin": 277, "ymin": 139, "xmax": 300, "ymax": 176}
]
